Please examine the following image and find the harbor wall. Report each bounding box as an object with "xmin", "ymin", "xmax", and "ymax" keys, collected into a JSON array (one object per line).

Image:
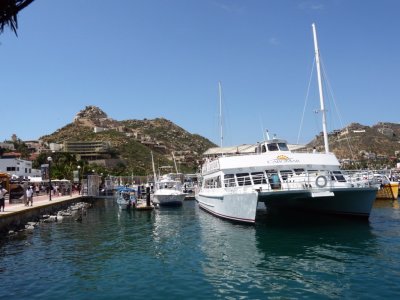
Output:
[{"xmin": 0, "ymin": 197, "xmax": 97, "ymax": 236}]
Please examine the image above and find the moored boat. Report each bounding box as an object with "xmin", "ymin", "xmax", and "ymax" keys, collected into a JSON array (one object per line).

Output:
[
  {"xmin": 195, "ymin": 23, "xmax": 378, "ymax": 223},
  {"xmin": 152, "ymin": 174, "xmax": 186, "ymax": 206},
  {"xmin": 116, "ymin": 187, "xmax": 136, "ymax": 209},
  {"xmin": 373, "ymin": 174, "xmax": 399, "ymax": 200}
]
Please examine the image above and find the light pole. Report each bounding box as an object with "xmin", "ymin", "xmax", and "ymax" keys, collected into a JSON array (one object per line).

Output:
[
  {"xmin": 47, "ymin": 156, "xmax": 53, "ymax": 201},
  {"xmin": 77, "ymin": 165, "xmax": 81, "ymax": 195}
]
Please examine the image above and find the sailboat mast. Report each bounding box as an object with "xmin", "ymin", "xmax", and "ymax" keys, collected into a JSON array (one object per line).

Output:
[
  {"xmin": 312, "ymin": 23, "xmax": 330, "ymax": 153},
  {"xmin": 151, "ymin": 151, "xmax": 157, "ymax": 190},
  {"xmin": 218, "ymin": 81, "xmax": 223, "ymax": 148}
]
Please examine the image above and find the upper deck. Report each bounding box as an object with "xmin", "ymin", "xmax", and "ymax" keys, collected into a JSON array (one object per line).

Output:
[{"xmin": 201, "ymin": 139, "xmax": 339, "ymax": 175}]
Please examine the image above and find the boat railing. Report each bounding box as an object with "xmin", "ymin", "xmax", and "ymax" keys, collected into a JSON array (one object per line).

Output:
[{"xmin": 223, "ymin": 170, "xmax": 377, "ymax": 193}]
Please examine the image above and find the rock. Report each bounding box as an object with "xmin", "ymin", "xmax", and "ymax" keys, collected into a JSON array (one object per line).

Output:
[{"xmin": 25, "ymin": 225, "xmax": 35, "ymax": 231}]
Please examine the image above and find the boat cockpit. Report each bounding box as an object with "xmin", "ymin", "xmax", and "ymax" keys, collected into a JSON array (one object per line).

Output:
[{"xmin": 255, "ymin": 139, "xmax": 290, "ymax": 154}]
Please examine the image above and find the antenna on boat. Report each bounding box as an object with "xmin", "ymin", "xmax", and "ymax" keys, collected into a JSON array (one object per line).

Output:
[
  {"xmin": 218, "ymin": 81, "xmax": 223, "ymax": 148},
  {"xmin": 312, "ymin": 23, "xmax": 330, "ymax": 153},
  {"xmin": 265, "ymin": 130, "xmax": 270, "ymax": 140}
]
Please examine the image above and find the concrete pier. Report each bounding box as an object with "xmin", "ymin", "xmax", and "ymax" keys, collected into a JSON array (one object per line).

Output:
[{"xmin": 0, "ymin": 193, "xmax": 88, "ymax": 235}]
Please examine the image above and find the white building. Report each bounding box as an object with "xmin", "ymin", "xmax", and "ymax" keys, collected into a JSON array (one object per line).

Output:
[{"xmin": 0, "ymin": 158, "xmax": 41, "ymax": 178}]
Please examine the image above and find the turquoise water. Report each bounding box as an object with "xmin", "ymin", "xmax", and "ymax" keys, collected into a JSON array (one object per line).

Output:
[{"xmin": 1, "ymin": 199, "xmax": 400, "ymax": 299}]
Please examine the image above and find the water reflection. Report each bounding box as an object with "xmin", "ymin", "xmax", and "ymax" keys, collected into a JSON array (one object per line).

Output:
[{"xmin": 198, "ymin": 209, "xmax": 377, "ymax": 298}]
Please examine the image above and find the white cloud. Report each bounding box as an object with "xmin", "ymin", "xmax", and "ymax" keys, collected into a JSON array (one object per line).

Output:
[
  {"xmin": 298, "ymin": 1, "xmax": 325, "ymax": 11},
  {"xmin": 212, "ymin": 1, "xmax": 245, "ymax": 14},
  {"xmin": 268, "ymin": 37, "xmax": 279, "ymax": 46}
]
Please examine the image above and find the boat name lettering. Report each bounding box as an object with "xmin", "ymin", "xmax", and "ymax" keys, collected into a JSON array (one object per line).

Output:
[{"xmin": 268, "ymin": 155, "xmax": 300, "ymax": 164}]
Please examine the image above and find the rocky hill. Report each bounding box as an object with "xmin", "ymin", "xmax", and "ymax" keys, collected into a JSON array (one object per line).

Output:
[
  {"xmin": 38, "ymin": 106, "xmax": 399, "ymax": 172},
  {"xmin": 40, "ymin": 106, "xmax": 216, "ymax": 174},
  {"xmin": 307, "ymin": 122, "xmax": 400, "ymax": 167}
]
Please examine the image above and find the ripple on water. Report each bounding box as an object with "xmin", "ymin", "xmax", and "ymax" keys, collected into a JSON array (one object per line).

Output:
[{"xmin": 1, "ymin": 200, "xmax": 400, "ymax": 299}]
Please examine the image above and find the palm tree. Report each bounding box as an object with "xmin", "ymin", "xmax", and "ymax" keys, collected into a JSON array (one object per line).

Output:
[{"xmin": 0, "ymin": 0, "xmax": 35, "ymax": 36}]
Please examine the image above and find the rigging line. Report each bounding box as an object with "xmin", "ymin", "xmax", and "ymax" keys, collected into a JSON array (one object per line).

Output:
[
  {"xmin": 320, "ymin": 58, "xmax": 356, "ymax": 162},
  {"xmin": 297, "ymin": 58, "xmax": 316, "ymax": 144},
  {"xmin": 259, "ymin": 115, "xmax": 266, "ymax": 141}
]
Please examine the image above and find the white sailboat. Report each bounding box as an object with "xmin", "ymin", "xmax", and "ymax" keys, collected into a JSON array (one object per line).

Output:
[{"xmin": 195, "ymin": 23, "xmax": 378, "ymax": 223}]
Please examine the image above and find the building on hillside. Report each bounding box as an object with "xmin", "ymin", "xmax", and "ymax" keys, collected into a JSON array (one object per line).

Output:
[
  {"xmin": 94, "ymin": 127, "xmax": 107, "ymax": 133},
  {"xmin": 378, "ymin": 127, "xmax": 394, "ymax": 137},
  {"xmin": 63, "ymin": 141, "xmax": 111, "ymax": 161},
  {"xmin": 49, "ymin": 143, "xmax": 63, "ymax": 152},
  {"xmin": 0, "ymin": 142, "xmax": 15, "ymax": 151}
]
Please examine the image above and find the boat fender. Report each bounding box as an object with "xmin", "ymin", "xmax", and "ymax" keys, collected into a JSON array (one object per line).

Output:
[{"xmin": 315, "ymin": 175, "xmax": 327, "ymax": 188}]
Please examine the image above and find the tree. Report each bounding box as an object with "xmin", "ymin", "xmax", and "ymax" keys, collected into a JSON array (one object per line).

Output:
[{"xmin": 0, "ymin": 0, "xmax": 35, "ymax": 36}]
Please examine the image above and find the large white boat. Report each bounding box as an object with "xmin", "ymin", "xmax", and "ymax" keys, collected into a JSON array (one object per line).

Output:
[{"xmin": 195, "ymin": 24, "xmax": 378, "ymax": 223}]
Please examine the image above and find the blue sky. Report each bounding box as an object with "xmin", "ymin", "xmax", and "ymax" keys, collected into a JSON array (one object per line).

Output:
[{"xmin": 1, "ymin": 0, "xmax": 399, "ymax": 147}]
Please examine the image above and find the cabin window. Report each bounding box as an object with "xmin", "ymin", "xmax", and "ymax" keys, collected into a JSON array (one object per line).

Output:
[
  {"xmin": 278, "ymin": 143, "xmax": 289, "ymax": 151},
  {"xmin": 251, "ymin": 172, "xmax": 267, "ymax": 184},
  {"xmin": 280, "ymin": 170, "xmax": 293, "ymax": 181},
  {"xmin": 307, "ymin": 170, "xmax": 319, "ymax": 176},
  {"xmin": 267, "ymin": 143, "xmax": 279, "ymax": 151},
  {"xmin": 236, "ymin": 173, "xmax": 252, "ymax": 186},
  {"xmin": 294, "ymin": 168, "xmax": 305, "ymax": 175},
  {"xmin": 332, "ymin": 171, "xmax": 346, "ymax": 182},
  {"xmin": 224, "ymin": 174, "xmax": 235, "ymax": 187},
  {"xmin": 262, "ymin": 145, "xmax": 266, "ymax": 153}
]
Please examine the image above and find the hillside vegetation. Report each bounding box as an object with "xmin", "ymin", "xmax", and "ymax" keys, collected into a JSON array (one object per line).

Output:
[{"xmin": 40, "ymin": 106, "xmax": 216, "ymax": 175}]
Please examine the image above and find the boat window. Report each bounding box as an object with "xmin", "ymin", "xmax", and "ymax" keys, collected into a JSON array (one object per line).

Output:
[
  {"xmin": 262, "ymin": 145, "xmax": 266, "ymax": 153},
  {"xmin": 307, "ymin": 170, "xmax": 319, "ymax": 176},
  {"xmin": 267, "ymin": 143, "xmax": 279, "ymax": 151},
  {"xmin": 278, "ymin": 143, "xmax": 289, "ymax": 151},
  {"xmin": 236, "ymin": 173, "xmax": 252, "ymax": 186},
  {"xmin": 332, "ymin": 171, "xmax": 346, "ymax": 182},
  {"xmin": 280, "ymin": 170, "xmax": 293, "ymax": 181},
  {"xmin": 251, "ymin": 172, "xmax": 267, "ymax": 185},
  {"xmin": 224, "ymin": 174, "xmax": 236, "ymax": 187},
  {"xmin": 294, "ymin": 168, "xmax": 305, "ymax": 175}
]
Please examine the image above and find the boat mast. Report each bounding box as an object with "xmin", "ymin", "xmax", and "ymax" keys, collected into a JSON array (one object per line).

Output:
[
  {"xmin": 218, "ymin": 81, "xmax": 223, "ymax": 148},
  {"xmin": 151, "ymin": 151, "xmax": 158, "ymax": 190},
  {"xmin": 312, "ymin": 23, "xmax": 329, "ymax": 153}
]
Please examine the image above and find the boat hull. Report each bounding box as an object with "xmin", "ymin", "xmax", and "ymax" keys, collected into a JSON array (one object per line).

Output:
[
  {"xmin": 376, "ymin": 182, "xmax": 399, "ymax": 200},
  {"xmin": 259, "ymin": 187, "xmax": 377, "ymax": 217},
  {"xmin": 152, "ymin": 192, "xmax": 186, "ymax": 206},
  {"xmin": 196, "ymin": 191, "xmax": 259, "ymax": 223},
  {"xmin": 196, "ymin": 187, "xmax": 377, "ymax": 222}
]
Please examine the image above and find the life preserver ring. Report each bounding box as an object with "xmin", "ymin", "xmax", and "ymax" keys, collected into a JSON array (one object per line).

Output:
[{"xmin": 315, "ymin": 175, "xmax": 327, "ymax": 188}]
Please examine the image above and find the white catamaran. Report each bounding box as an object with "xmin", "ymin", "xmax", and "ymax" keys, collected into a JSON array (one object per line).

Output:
[{"xmin": 195, "ymin": 24, "xmax": 378, "ymax": 223}]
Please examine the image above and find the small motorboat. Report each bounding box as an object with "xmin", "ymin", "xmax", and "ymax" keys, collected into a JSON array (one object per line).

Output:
[{"xmin": 116, "ymin": 187, "xmax": 137, "ymax": 209}]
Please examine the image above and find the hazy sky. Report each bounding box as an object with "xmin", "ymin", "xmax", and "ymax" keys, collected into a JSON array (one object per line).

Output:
[{"xmin": 1, "ymin": 0, "xmax": 399, "ymax": 146}]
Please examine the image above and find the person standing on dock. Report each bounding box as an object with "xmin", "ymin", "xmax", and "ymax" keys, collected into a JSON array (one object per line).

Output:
[
  {"xmin": 0, "ymin": 185, "xmax": 8, "ymax": 212},
  {"xmin": 26, "ymin": 186, "xmax": 34, "ymax": 206},
  {"xmin": 35, "ymin": 185, "xmax": 40, "ymax": 196}
]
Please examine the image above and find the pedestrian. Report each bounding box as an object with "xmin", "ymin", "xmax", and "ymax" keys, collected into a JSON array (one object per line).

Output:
[
  {"xmin": 35, "ymin": 185, "xmax": 40, "ymax": 196},
  {"xmin": 0, "ymin": 184, "xmax": 8, "ymax": 212},
  {"xmin": 26, "ymin": 186, "xmax": 34, "ymax": 206}
]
